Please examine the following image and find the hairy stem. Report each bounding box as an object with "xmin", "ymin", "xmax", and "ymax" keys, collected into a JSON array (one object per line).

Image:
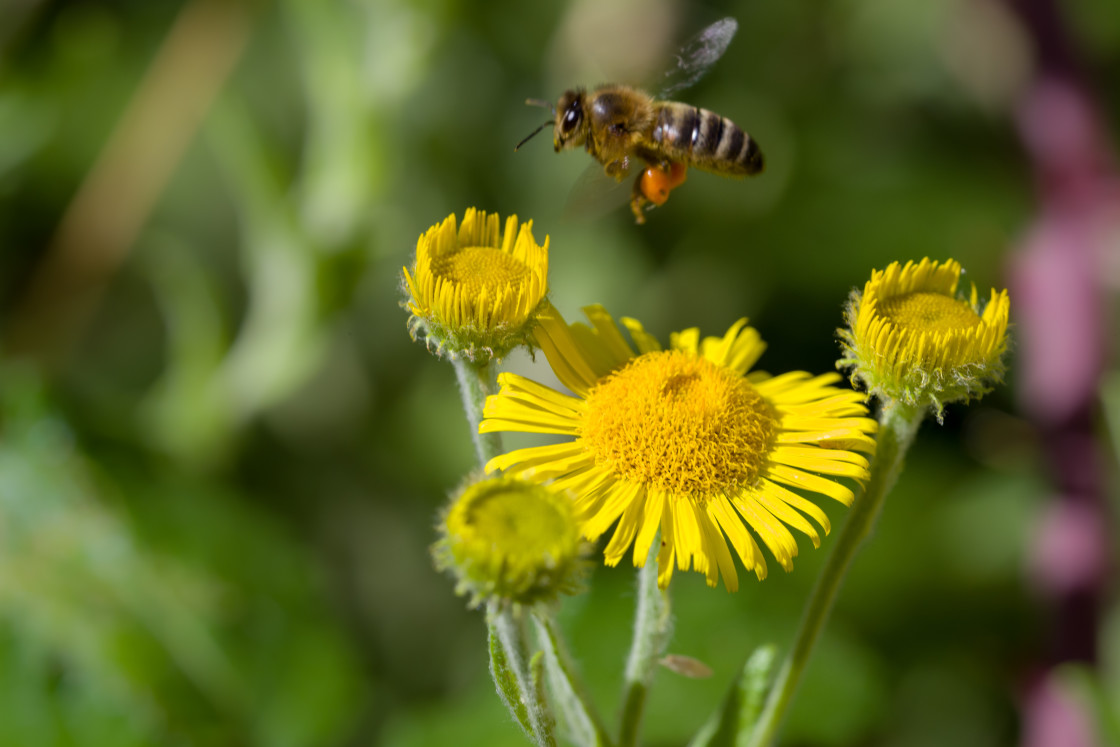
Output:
[
  {"xmin": 619, "ymin": 537, "xmax": 672, "ymax": 747},
  {"xmin": 746, "ymin": 400, "xmax": 924, "ymax": 747},
  {"xmin": 453, "ymin": 357, "xmax": 504, "ymax": 467}
]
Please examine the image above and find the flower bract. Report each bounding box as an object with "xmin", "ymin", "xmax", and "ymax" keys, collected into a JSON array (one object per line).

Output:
[
  {"xmin": 838, "ymin": 258, "xmax": 1011, "ymax": 418},
  {"xmin": 403, "ymin": 208, "xmax": 549, "ymax": 363},
  {"xmin": 479, "ymin": 305, "xmax": 876, "ymax": 591}
]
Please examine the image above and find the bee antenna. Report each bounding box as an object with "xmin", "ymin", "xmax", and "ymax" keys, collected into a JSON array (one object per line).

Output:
[
  {"xmin": 514, "ymin": 117, "xmax": 554, "ymax": 152},
  {"xmin": 525, "ymin": 98, "xmax": 556, "ymax": 114}
]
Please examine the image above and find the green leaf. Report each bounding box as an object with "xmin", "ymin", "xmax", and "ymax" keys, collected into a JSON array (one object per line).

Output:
[{"xmin": 689, "ymin": 645, "xmax": 778, "ymax": 747}]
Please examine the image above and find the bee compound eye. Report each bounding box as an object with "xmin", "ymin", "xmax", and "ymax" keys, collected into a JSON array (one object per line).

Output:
[{"xmin": 563, "ymin": 107, "xmax": 580, "ymax": 131}]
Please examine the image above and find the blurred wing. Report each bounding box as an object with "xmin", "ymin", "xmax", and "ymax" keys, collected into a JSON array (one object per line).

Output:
[
  {"xmin": 562, "ymin": 162, "xmax": 634, "ymax": 222},
  {"xmin": 657, "ymin": 17, "xmax": 738, "ymax": 99}
]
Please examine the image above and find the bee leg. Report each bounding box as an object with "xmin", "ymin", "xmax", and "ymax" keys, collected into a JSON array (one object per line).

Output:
[
  {"xmin": 630, "ymin": 175, "xmax": 650, "ymax": 225},
  {"xmin": 604, "ymin": 156, "xmax": 631, "ymax": 181}
]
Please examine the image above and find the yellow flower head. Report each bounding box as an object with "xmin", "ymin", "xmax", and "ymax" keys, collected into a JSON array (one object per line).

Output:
[
  {"xmin": 838, "ymin": 258, "xmax": 1011, "ymax": 418},
  {"xmin": 403, "ymin": 208, "xmax": 549, "ymax": 363},
  {"xmin": 480, "ymin": 305, "xmax": 876, "ymax": 592},
  {"xmin": 434, "ymin": 474, "xmax": 587, "ymax": 607}
]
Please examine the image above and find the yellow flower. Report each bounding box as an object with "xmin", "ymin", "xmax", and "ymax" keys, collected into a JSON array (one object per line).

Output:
[
  {"xmin": 479, "ymin": 305, "xmax": 876, "ymax": 592},
  {"xmin": 838, "ymin": 258, "xmax": 1011, "ymax": 418},
  {"xmin": 434, "ymin": 475, "xmax": 587, "ymax": 607},
  {"xmin": 402, "ymin": 208, "xmax": 549, "ymax": 363}
]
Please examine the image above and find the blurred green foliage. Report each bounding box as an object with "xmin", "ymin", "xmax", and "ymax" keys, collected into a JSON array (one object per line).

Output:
[{"xmin": 0, "ymin": 0, "xmax": 1118, "ymax": 745}]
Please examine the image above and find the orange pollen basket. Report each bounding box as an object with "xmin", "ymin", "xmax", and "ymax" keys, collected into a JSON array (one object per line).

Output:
[{"xmin": 640, "ymin": 162, "xmax": 689, "ymax": 205}]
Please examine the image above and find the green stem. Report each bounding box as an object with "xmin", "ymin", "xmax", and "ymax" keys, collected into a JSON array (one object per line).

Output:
[
  {"xmin": 619, "ymin": 537, "xmax": 672, "ymax": 747},
  {"xmin": 489, "ymin": 603, "xmax": 558, "ymax": 747},
  {"xmin": 533, "ymin": 610, "xmax": 614, "ymax": 747},
  {"xmin": 746, "ymin": 400, "xmax": 924, "ymax": 747},
  {"xmin": 453, "ymin": 357, "xmax": 504, "ymax": 467}
]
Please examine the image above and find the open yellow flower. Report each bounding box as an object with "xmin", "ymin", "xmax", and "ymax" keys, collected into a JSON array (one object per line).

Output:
[
  {"xmin": 838, "ymin": 258, "xmax": 1011, "ymax": 417},
  {"xmin": 402, "ymin": 208, "xmax": 549, "ymax": 362},
  {"xmin": 479, "ymin": 305, "xmax": 876, "ymax": 591}
]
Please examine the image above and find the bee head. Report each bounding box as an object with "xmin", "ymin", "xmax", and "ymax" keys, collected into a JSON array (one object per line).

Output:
[{"xmin": 554, "ymin": 89, "xmax": 587, "ymax": 151}]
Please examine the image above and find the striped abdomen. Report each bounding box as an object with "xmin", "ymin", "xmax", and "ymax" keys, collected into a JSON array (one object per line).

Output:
[{"xmin": 648, "ymin": 102, "xmax": 763, "ymax": 176}]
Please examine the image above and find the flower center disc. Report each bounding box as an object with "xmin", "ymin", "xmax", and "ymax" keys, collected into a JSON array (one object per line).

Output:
[
  {"xmin": 430, "ymin": 246, "xmax": 530, "ymax": 298},
  {"xmin": 878, "ymin": 291, "xmax": 980, "ymax": 334},
  {"xmin": 581, "ymin": 350, "xmax": 777, "ymax": 497},
  {"xmin": 455, "ymin": 482, "xmax": 574, "ymax": 564}
]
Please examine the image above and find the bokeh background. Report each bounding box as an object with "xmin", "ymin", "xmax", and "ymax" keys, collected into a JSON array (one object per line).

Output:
[{"xmin": 1, "ymin": 0, "xmax": 1119, "ymax": 745}]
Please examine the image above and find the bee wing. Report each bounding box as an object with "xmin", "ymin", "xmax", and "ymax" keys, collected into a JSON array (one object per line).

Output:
[
  {"xmin": 562, "ymin": 162, "xmax": 634, "ymax": 222},
  {"xmin": 657, "ymin": 17, "xmax": 738, "ymax": 99}
]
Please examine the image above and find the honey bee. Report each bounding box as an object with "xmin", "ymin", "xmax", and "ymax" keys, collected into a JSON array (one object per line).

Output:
[{"xmin": 515, "ymin": 18, "xmax": 763, "ymax": 224}]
